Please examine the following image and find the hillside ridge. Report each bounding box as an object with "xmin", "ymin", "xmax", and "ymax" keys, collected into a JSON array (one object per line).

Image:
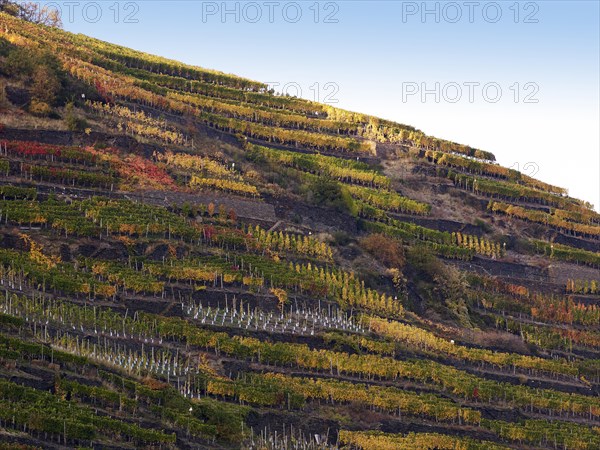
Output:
[{"xmin": 0, "ymin": 11, "xmax": 598, "ymax": 450}]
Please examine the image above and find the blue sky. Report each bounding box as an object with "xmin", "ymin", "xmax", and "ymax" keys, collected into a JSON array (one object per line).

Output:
[{"xmin": 52, "ymin": 0, "xmax": 599, "ymax": 210}]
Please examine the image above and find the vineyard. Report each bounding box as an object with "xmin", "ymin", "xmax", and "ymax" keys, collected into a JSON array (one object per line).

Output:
[{"xmin": 0, "ymin": 9, "xmax": 599, "ymax": 450}]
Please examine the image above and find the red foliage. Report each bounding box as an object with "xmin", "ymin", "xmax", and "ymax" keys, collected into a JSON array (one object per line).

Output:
[
  {"xmin": 4, "ymin": 140, "xmax": 59, "ymax": 157},
  {"xmin": 86, "ymin": 146, "xmax": 177, "ymax": 191},
  {"xmin": 95, "ymin": 80, "xmax": 114, "ymax": 104},
  {"xmin": 203, "ymin": 225, "xmax": 215, "ymax": 241},
  {"xmin": 3, "ymin": 140, "xmax": 176, "ymax": 191},
  {"xmin": 123, "ymin": 154, "xmax": 177, "ymax": 190}
]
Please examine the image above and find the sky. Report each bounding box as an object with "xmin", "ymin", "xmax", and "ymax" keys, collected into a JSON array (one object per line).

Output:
[{"xmin": 46, "ymin": 0, "xmax": 599, "ymax": 210}]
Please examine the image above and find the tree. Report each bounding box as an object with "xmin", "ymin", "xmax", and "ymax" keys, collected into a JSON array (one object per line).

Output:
[
  {"xmin": 31, "ymin": 64, "xmax": 61, "ymax": 105},
  {"xmin": 218, "ymin": 204, "xmax": 227, "ymax": 220},
  {"xmin": 270, "ymin": 288, "xmax": 287, "ymax": 311},
  {"xmin": 18, "ymin": 2, "xmax": 63, "ymax": 27},
  {"xmin": 4, "ymin": 46, "xmax": 35, "ymax": 79},
  {"xmin": 207, "ymin": 202, "xmax": 215, "ymax": 217},
  {"xmin": 0, "ymin": 0, "xmax": 20, "ymax": 16},
  {"xmin": 227, "ymin": 208, "xmax": 237, "ymax": 222}
]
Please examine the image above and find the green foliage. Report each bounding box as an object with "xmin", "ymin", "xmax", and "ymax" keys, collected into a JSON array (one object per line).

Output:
[
  {"xmin": 490, "ymin": 201, "xmax": 600, "ymax": 237},
  {"xmin": 530, "ymin": 239, "xmax": 600, "ymax": 267},
  {"xmin": 308, "ymin": 176, "xmax": 357, "ymax": 216},
  {"xmin": 362, "ymin": 219, "xmax": 500, "ymax": 261},
  {"xmin": 1, "ymin": 43, "xmax": 63, "ymax": 105},
  {"xmin": 0, "ymin": 1, "xmax": 21, "ymax": 18},
  {"xmin": 0, "ymin": 378, "xmax": 176, "ymax": 444},
  {"xmin": 64, "ymin": 102, "xmax": 89, "ymax": 131},
  {"xmin": 3, "ymin": 45, "xmax": 35, "ymax": 78},
  {"xmin": 347, "ymin": 184, "xmax": 430, "ymax": 215},
  {"xmin": 247, "ymin": 143, "xmax": 389, "ymax": 188},
  {"xmin": 449, "ymin": 170, "xmax": 592, "ymax": 215},
  {"xmin": 0, "ymin": 36, "xmax": 14, "ymax": 57},
  {"xmin": 407, "ymin": 246, "xmax": 471, "ymax": 326}
]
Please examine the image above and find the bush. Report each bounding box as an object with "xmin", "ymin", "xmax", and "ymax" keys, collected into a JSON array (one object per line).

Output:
[
  {"xmin": 64, "ymin": 102, "xmax": 89, "ymax": 131},
  {"xmin": 473, "ymin": 218, "xmax": 491, "ymax": 233},
  {"xmin": 0, "ymin": 37, "xmax": 14, "ymax": 58},
  {"xmin": 407, "ymin": 246, "xmax": 471, "ymax": 326},
  {"xmin": 308, "ymin": 177, "xmax": 357, "ymax": 215},
  {"xmin": 2, "ymin": 44, "xmax": 64, "ymax": 105},
  {"xmin": 310, "ymin": 177, "xmax": 340, "ymax": 204},
  {"xmin": 28, "ymin": 99, "xmax": 52, "ymax": 117},
  {"xmin": 31, "ymin": 64, "xmax": 61, "ymax": 105},
  {"xmin": 332, "ymin": 231, "xmax": 351, "ymax": 246},
  {"xmin": 360, "ymin": 233, "xmax": 405, "ymax": 270},
  {"xmin": 3, "ymin": 46, "xmax": 34, "ymax": 78}
]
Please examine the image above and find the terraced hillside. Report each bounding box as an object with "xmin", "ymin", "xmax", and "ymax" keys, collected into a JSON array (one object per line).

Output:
[{"xmin": 0, "ymin": 11, "xmax": 599, "ymax": 450}]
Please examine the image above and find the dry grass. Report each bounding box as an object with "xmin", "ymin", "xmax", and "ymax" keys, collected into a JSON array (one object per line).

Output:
[
  {"xmin": 0, "ymin": 110, "xmax": 67, "ymax": 130},
  {"xmin": 466, "ymin": 329, "xmax": 531, "ymax": 355}
]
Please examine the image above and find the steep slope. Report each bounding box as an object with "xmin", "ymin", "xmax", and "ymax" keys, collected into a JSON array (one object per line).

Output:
[{"xmin": 0, "ymin": 12, "xmax": 599, "ymax": 450}]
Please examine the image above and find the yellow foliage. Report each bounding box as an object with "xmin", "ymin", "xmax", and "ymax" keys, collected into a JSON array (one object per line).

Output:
[
  {"xmin": 270, "ymin": 288, "xmax": 288, "ymax": 311},
  {"xmin": 19, "ymin": 234, "xmax": 60, "ymax": 269}
]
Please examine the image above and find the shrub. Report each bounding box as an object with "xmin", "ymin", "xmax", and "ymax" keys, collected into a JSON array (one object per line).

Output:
[
  {"xmin": 0, "ymin": 36, "xmax": 13, "ymax": 58},
  {"xmin": 361, "ymin": 233, "xmax": 405, "ymax": 270},
  {"xmin": 4, "ymin": 46, "xmax": 34, "ymax": 78},
  {"xmin": 28, "ymin": 99, "xmax": 52, "ymax": 117},
  {"xmin": 332, "ymin": 231, "xmax": 351, "ymax": 246},
  {"xmin": 407, "ymin": 246, "xmax": 470, "ymax": 326},
  {"xmin": 474, "ymin": 218, "xmax": 492, "ymax": 233},
  {"xmin": 31, "ymin": 64, "xmax": 61, "ymax": 105},
  {"xmin": 64, "ymin": 102, "xmax": 88, "ymax": 131},
  {"xmin": 308, "ymin": 177, "xmax": 357, "ymax": 215}
]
